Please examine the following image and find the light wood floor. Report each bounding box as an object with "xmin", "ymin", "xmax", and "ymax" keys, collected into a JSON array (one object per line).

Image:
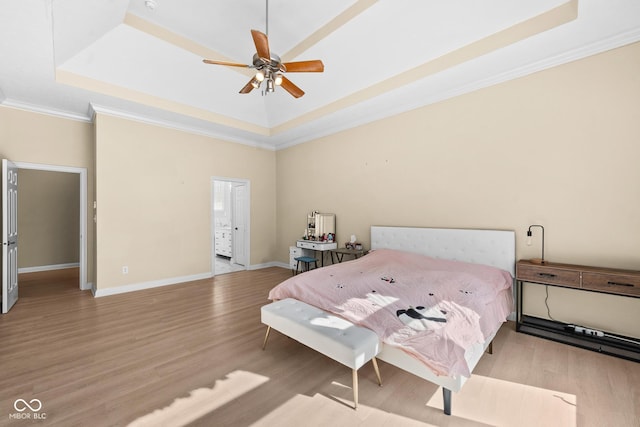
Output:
[{"xmin": 1, "ymin": 268, "xmax": 638, "ymax": 427}]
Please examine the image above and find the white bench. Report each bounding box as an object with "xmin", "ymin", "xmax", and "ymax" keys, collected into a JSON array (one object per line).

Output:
[{"xmin": 261, "ymin": 298, "xmax": 382, "ymax": 409}]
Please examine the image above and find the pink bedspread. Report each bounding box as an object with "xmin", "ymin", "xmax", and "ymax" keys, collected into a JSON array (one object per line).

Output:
[{"xmin": 269, "ymin": 249, "xmax": 513, "ymax": 377}]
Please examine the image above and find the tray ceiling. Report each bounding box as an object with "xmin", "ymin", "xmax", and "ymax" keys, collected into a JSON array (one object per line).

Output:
[{"xmin": 1, "ymin": 0, "xmax": 639, "ymax": 149}]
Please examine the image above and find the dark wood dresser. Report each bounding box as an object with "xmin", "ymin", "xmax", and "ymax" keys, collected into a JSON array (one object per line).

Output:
[{"xmin": 516, "ymin": 260, "xmax": 640, "ymax": 361}]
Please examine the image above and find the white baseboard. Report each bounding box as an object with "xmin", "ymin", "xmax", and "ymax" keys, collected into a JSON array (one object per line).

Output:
[
  {"xmin": 93, "ymin": 272, "xmax": 213, "ymax": 298},
  {"xmin": 18, "ymin": 263, "xmax": 80, "ymax": 274},
  {"xmin": 92, "ymin": 264, "xmax": 291, "ymax": 298},
  {"xmin": 247, "ymin": 261, "xmax": 289, "ymax": 270}
]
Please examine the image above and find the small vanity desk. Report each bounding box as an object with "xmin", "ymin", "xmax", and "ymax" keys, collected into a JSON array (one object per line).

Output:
[
  {"xmin": 296, "ymin": 240, "xmax": 337, "ymax": 266},
  {"xmin": 294, "ymin": 212, "xmax": 337, "ymax": 267}
]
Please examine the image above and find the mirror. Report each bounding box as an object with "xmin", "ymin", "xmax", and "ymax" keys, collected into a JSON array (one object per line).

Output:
[{"xmin": 305, "ymin": 212, "xmax": 335, "ymax": 241}]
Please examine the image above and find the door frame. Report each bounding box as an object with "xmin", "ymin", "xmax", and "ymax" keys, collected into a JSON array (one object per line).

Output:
[
  {"xmin": 14, "ymin": 162, "xmax": 88, "ymax": 290},
  {"xmin": 210, "ymin": 177, "xmax": 250, "ymax": 276}
]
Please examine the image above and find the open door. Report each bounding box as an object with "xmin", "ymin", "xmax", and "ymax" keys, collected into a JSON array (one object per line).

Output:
[
  {"xmin": 211, "ymin": 177, "xmax": 249, "ymax": 275},
  {"xmin": 231, "ymin": 183, "xmax": 247, "ymax": 266},
  {"xmin": 2, "ymin": 159, "xmax": 19, "ymax": 313}
]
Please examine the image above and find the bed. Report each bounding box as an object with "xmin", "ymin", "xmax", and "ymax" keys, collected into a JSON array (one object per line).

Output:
[{"xmin": 268, "ymin": 226, "xmax": 515, "ymax": 415}]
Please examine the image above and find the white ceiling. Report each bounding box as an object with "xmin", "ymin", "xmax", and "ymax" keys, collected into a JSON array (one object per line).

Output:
[{"xmin": 1, "ymin": 0, "xmax": 639, "ymax": 150}]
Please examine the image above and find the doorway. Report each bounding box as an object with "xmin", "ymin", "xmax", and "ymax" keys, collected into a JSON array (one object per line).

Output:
[
  {"xmin": 211, "ymin": 177, "xmax": 250, "ymax": 276},
  {"xmin": 14, "ymin": 162, "xmax": 88, "ymax": 290}
]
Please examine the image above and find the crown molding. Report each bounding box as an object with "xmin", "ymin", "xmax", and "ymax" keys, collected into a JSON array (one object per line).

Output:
[
  {"xmin": 0, "ymin": 98, "xmax": 92, "ymax": 123},
  {"xmin": 89, "ymin": 103, "xmax": 276, "ymax": 151}
]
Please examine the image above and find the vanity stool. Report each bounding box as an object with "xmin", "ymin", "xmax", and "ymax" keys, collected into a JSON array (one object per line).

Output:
[{"xmin": 294, "ymin": 256, "xmax": 318, "ymax": 275}]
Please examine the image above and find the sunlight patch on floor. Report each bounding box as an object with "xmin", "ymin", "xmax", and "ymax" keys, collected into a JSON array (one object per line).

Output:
[
  {"xmin": 427, "ymin": 375, "xmax": 577, "ymax": 426},
  {"xmin": 127, "ymin": 370, "xmax": 269, "ymax": 427},
  {"xmin": 251, "ymin": 392, "xmax": 438, "ymax": 427}
]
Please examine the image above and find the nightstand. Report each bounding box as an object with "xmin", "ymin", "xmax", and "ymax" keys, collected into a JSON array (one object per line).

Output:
[{"xmin": 331, "ymin": 247, "xmax": 365, "ymax": 263}]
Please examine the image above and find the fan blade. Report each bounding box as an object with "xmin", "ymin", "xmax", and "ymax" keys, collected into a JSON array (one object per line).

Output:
[
  {"xmin": 282, "ymin": 60, "xmax": 324, "ymax": 73},
  {"xmin": 280, "ymin": 76, "xmax": 305, "ymax": 98},
  {"xmin": 251, "ymin": 29, "xmax": 270, "ymax": 60},
  {"xmin": 203, "ymin": 59, "xmax": 250, "ymax": 68},
  {"xmin": 239, "ymin": 79, "xmax": 255, "ymax": 94}
]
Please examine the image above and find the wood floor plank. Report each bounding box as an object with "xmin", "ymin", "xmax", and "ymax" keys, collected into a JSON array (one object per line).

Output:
[{"xmin": 1, "ymin": 267, "xmax": 638, "ymax": 426}]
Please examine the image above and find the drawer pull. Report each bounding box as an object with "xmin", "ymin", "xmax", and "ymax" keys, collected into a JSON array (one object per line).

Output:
[
  {"xmin": 538, "ymin": 273, "xmax": 557, "ymax": 279},
  {"xmin": 607, "ymin": 281, "xmax": 634, "ymax": 288}
]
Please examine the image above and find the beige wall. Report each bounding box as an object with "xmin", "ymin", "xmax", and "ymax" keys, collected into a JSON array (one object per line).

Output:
[
  {"xmin": 0, "ymin": 106, "xmax": 94, "ymax": 282},
  {"xmin": 2, "ymin": 42, "xmax": 638, "ymax": 336},
  {"xmin": 276, "ymin": 42, "xmax": 640, "ymax": 337},
  {"xmin": 17, "ymin": 169, "xmax": 80, "ymax": 268},
  {"xmin": 94, "ymin": 114, "xmax": 276, "ymax": 290}
]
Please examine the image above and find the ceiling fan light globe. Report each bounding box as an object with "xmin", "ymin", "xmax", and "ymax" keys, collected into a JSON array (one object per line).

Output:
[
  {"xmin": 255, "ymin": 71, "xmax": 265, "ymax": 82},
  {"xmin": 251, "ymin": 78, "xmax": 261, "ymax": 89},
  {"xmin": 274, "ymin": 74, "xmax": 283, "ymax": 86}
]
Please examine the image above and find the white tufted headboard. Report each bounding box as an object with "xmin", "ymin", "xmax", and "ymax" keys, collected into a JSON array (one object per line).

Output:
[{"xmin": 370, "ymin": 226, "xmax": 515, "ymax": 277}]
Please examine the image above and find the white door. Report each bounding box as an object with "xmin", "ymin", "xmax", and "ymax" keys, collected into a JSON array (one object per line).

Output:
[
  {"xmin": 2, "ymin": 159, "xmax": 19, "ymax": 313},
  {"xmin": 231, "ymin": 183, "xmax": 247, "ymax": 266}
]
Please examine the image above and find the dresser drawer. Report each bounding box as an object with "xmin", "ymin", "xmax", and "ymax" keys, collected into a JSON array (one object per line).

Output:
[
  {"xmin": 517, "ymin": 264, "xmax": 581, "ymax": 288},
  {"xmin": 582, "ymin": 272, "xmax": 640, "ymax": 297},
  {"xmin": 296, "ymin": 240, "xmax": 337, "ymax": 250}
]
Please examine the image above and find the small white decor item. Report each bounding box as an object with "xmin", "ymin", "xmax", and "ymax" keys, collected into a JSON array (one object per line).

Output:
[{"xmin": 350, "ymin": 234, "xmax": 357, "ymax": 243}]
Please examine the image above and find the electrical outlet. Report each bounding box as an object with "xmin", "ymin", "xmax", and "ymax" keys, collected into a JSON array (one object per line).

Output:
[{"xmin": 122, "ymin": 266, "xmax": 128, "ymax": 275}]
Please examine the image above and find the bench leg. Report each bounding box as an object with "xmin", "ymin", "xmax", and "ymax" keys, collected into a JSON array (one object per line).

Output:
[
  {"xmin": 262, "ymin": 326, "xmax": 271, "ymax": 350},
  {"xmin": 371, "ymin": 357, "xmax": 382, "ymax": 386},
  {"xmin": 352, "ymin": 369, "xmax": 359, "ymax": 409},
  {"xmin": 486, "ymin": 340, "xmax": 493, "ymax": 355}
]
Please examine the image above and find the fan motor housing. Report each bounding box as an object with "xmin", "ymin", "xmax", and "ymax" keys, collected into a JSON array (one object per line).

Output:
[{"xmin": 253, "ymin": 53, "xmax": 284, "ymax": 72}]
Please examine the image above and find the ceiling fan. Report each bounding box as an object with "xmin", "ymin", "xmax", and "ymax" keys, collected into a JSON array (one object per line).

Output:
[{"xmin": 202, "ymin": 2, "xmax": 324, "ymax": 98}]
